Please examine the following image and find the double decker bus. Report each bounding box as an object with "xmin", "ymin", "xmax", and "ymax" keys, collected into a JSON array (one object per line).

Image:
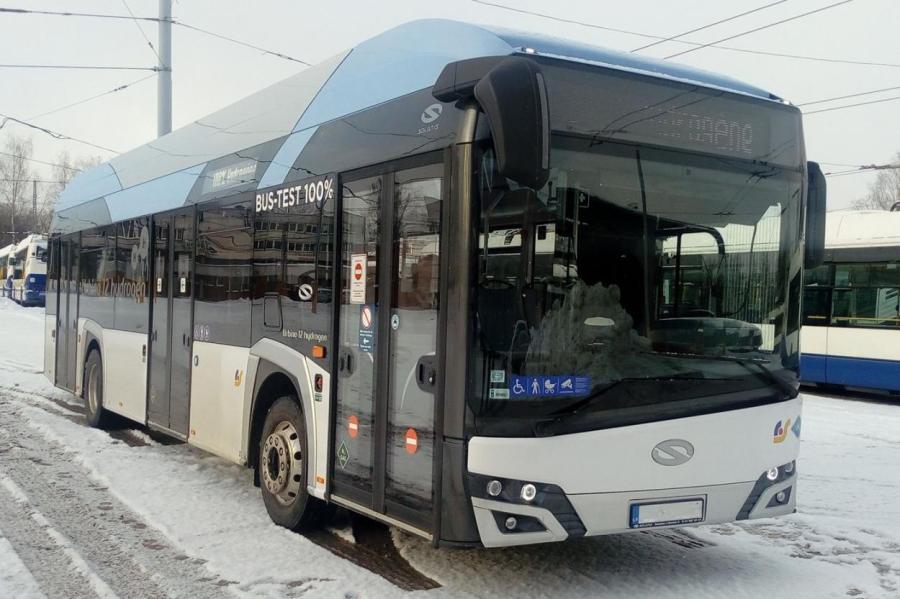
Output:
[
  {"xmin": 801, "ymin": 210, "xmax": 900, "ymax": 393},
  {"xmin": 46, "ymin": 20, "xmax": 825, "ymax": 547},
  {"xmin": 9, "ymin": 234, "xmax": 48, "ymax": 306}
]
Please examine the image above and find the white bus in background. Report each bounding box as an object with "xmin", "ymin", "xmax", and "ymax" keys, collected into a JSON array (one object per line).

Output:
[
  {"xmin": 801, "ymin": 210, "xmax": 900, "ymax": 393},
  {"xmin": 0, "ymin": 243, "xmax": 14, "ymax": 296},
  {"xmin": 8, "ymin": 234, "xmax": 48, "ymax": 306}
]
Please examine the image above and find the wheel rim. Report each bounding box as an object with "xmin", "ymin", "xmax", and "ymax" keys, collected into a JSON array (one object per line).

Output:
[
  {"xmin": 87, "ymin": 363, "xmax": 100, "ymax": 414},
  {"xmin": 261, "ymin": 420, "xmax": 303, "ymax": 506}
]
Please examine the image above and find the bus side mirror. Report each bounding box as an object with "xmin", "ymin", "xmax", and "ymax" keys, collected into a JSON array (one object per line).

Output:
[
  {"xmin": 473, "ymin": 58, "xmax": 550, "ymax": 191},
  {"xmin": 805, "ymin": 161, "xmax": 826, "ymax": 269}
]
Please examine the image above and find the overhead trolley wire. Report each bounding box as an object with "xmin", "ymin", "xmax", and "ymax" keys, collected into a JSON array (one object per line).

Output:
[
  {"xmin": 797, "ymin": 85, "xmax": 900, "ymax": 106},
  {"xmin": 0, "ymin": 64, "xmax": 158, "ymax": 71},
  {"xmin": 0, "ymin": 6, "xmax": 311, "ymax": 66},
  {"xmin": 663, "ymin": 0, "xmax": 855, "ymax": 59},
  {"xmin": 470, "ymin": 0, "xmax": 899, "ymax": 68},
  {"xmin": 0, "ymin": 114, "xmax": 119, "ymax": 154},
  {"xmin": 120, "ymin": 0, "xmax": 162, "ymax": 62},
  {"xmin": 631, "ymin": 0, "xmax": 789, "ymax": 52},
  {"xmin": 804, "ymin": 94, "xmax": 900, "ymax": 114},
  {"xmin": 0, "ymin": 151, "xmax": 82, "ymax": 172},
  {"xmin": 26, "ymin": 74, "xmax": 157, "ymax": 121}
]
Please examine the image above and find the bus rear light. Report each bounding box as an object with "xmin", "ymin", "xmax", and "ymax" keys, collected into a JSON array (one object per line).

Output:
[{"xmin": 312, "ymin": 345, "xmax": 326, "ymax": 359}]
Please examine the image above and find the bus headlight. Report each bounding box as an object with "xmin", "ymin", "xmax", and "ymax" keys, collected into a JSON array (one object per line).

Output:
[
  {"xmin": 766, "ymin": 467, "xmax": 779, "ymax": 481},
  {"xmin": 486, "ymin": 480, "xmax": 502, "ymax": 497},
  {"xmin": 520, "ymin": 483, "xmax": 537, "ymax": 502}
]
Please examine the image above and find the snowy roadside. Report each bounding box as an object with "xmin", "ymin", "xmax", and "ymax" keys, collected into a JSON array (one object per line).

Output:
[{"xmin": 1, "ymin": 297, "xmax": 899, "ymax": 598}]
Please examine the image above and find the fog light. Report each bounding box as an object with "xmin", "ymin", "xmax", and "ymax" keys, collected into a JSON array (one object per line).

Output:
[
  {"xmin": 766, "ymin": 468, "xmax": 779, "ymax": 481},
  {"xmin": 775, "ymin": 491, "xmax": 787, "ymax": 504},
  {"xmin": 505, "ymin": 516, "xmax": 517, "ymax": 530},
  {"xmin": 487, "ymin": 480, "xmax": 502, "ymax": 497},
  {"xmin": 520, "ymin": 483, "xmax": 537, "ymax": 502},
  {"xmin": 783, "ymin": 461, "xmax": 795, "ymax": 474}
]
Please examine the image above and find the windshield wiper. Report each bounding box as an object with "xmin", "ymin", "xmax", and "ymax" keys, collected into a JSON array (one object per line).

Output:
[
  {"xmin": 641, "ymin": 351, "xmax": 797, "ymax": 398},
  {"xmin": 547, "ymin": 372, "xmax": 708, "ymax": 418}
]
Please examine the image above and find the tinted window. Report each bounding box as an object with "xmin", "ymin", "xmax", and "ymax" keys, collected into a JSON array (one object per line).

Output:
[
  {"xmin": 114, "ymin": 218, "xmax": 150, "ymax": 333},
  {"xmin": 195, "ymin": 201, "xmax": 252, "ymax": 346},
  {"xmin": 79, "ymin": 226, "xmax": 115, "ymax": 328}
]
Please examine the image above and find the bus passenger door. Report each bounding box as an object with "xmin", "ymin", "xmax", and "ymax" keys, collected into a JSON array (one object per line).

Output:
[
  {"xmin": 332, "ymin": 161, "xmax": 444, "ymax": 534},
  {"xmin": 147, "ymin": 210, "xmax": 194, "ymax": 437},
  {"xmin": 55, "ymin": 238, "xmax": 77, "ymax": 391}
]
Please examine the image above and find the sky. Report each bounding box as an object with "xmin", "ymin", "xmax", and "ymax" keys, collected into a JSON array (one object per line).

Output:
[{"xmin": 1, "ymin": 0, "xmax": 899, "ymax": 210}]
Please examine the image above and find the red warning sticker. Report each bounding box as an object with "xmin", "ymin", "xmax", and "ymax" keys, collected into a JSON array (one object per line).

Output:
[
  {"xmin": 405, "ymin": 428, "xmax": 418, "ymax": 454},
  {"xmin": 348, "ymin": 415, "xmax": 359, "ymax": 438}
]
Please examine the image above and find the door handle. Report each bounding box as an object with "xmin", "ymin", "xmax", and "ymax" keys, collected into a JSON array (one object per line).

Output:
[{"xmin": 415, "ymin": 355, "xmax": 437, "ymax": 391}]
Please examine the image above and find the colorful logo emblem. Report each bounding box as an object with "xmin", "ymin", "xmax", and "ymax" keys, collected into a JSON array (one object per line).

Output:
[{"xmin": 773, "ymin": 418, "xmax": 791, "ymax": 444}]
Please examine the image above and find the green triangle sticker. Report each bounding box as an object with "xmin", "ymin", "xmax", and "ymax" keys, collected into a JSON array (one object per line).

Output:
[{"xmin": 337, "ymin": 441, "xmax": 349, "ymax": 469}]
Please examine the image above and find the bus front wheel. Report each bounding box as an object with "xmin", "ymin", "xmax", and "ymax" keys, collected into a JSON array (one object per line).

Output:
[
  {"xmin": 258, "ymin": 396, "xmax": 330, "ymax": 531},
  {"xmin": 83, "ymin": 350, "xmax": 111, "ymax": 428}
]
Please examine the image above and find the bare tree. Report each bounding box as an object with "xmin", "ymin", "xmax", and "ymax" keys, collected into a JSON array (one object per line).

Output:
[
  {"xmin": 852, "ymin": 152, "xmax": 900, "ymax": 210},
  {"xmin": 0, "ymin": 136, "xmax": 35, "ymax": 247}
]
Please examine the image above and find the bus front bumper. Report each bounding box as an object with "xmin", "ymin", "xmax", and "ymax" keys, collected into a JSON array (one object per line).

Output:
[{"xmin": 469, "ymin": 470, "xmax": 796, "ymax": 547}]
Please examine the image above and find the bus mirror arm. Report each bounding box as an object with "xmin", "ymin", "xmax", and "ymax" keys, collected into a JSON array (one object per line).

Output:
[
  {"xmin": 804, "ymin": 161, "xmax": 827, "ymax": 269},
  {"xmin": 433, "ymin": 56, "xmax": 551, "ymax": 190}
]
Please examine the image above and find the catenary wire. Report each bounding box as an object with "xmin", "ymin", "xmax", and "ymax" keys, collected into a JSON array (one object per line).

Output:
[
  {"xmin": 0, "ymin": 151, "xmax": 82, "ymax": 172},
  {"xmin": 663, "ymin": 0, "xmax": 854, "ymax": 59},
  {"xmin": 470, "ymin": 0, "xmax": 900, "ymax": 68},
  {"xmin": 27, "ymin": 74, "xmax": 156, "ymax": 121},
  {"xmin": 0, "ymin": 114, "xmax": 119, "ymax": 154},
  {"xmin": 631, "ymin": 1, "xmax": 789, "ymax": 52}
]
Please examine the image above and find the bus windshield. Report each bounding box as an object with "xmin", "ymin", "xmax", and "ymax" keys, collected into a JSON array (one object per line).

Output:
[{"xmin": 473, "ymin": 133, "xmax": 803, "ymax": 432}]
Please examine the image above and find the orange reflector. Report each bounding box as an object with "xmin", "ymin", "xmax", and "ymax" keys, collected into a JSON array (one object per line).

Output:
[
  {"xmin": 312, "ymin": 345, "xmax": 326, "ymax": 359},
  {"xmin": 316, "ymin": 475, "xmax": 325, "ymax": 485}
]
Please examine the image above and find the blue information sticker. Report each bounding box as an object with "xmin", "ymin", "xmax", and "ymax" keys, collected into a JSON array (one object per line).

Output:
[{"xmin": 509, "ymin": 375, "xmax": 529, "ymax": 398}]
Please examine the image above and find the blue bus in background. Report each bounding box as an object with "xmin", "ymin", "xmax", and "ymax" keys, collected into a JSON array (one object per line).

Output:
[
  {"xmin": 801, "ymin": 210, "xmax": 900, "ymax": 393},
  {"xmin": 8, "ymin": 234, "xmax": 48, "ymax": 307}
]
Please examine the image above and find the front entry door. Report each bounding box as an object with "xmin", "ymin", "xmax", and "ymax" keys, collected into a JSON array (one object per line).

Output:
[
  {"xmin": 55, "ymin": 238, "xmax": 78, "ymax": 391},
  {"xmin": 147, "ymin": 210, "xmax": 194, "ymax": 437},
  {"xmin": 333, "ymin": 162, "xmax": 444, "ymax": 532}
]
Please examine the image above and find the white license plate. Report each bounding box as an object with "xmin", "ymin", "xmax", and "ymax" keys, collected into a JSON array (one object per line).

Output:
[{"xmin": 629, "ymin": 498, "xmax": 705, "ymax": 529}]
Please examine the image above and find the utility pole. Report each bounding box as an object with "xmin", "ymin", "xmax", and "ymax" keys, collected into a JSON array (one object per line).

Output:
[
  {"xmin": 32, "ymin": 180, "xmax": 36, "ymax": 232},
  {"xmin": 157, "ymin": 0, "xmax": 173, "ymax": 137}
]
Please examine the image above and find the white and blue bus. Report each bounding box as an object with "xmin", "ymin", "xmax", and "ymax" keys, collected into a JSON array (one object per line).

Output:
[
  {"xmin": 0, "ymin": 243, "xmax": 14, "ymax": 296},
  {"xmin": 45, "ymin": 20, "xmax": 825, "ymax": 547},
  {"xmin": 9, "ymin": 234, "xmax": 48, "ymax": 306},
  {"xmin": 801, "ymin": 210, "xmax": 900, "ymax": 393}
]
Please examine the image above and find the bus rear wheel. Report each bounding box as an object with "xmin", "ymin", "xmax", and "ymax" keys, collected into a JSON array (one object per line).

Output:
[
  {"xmin": 258, "ymin": 396, "xmax": 330, "ymax": 531},
  {"xmin": 83, "ymin": 349, "xmax": 111, "ymax": 428}
]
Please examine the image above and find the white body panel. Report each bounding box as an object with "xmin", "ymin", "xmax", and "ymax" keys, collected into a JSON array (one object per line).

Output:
[
  {"xmin": 44, "ymin": 314, "xmax": 55, "ymax": 383},
  {"xmin": 800, "ymin": 324, "xmax": 827, "ymax": 355},
  {"xmin": 825, "ymin": 327, "xmax": 900, "ymax": 361},
  {"xmin": 188, "ymin": 341, "xmax": 250, "ymax": 464},
  {"xmin": 98, "ymin": 328, "xmax": 147, "ymax": 423},
  {"xmin": 468, "ymin": 398, "xmax": 801, "ymax": 493}
]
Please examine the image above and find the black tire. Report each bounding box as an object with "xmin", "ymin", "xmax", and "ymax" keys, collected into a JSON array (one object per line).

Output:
[
  {"xmin": 258, "ymin": 396, "xmax": 331, "ymax": 531},
  {"xmin": 83, "ymin": 349, "xmax": 111, "ymax": 428}
]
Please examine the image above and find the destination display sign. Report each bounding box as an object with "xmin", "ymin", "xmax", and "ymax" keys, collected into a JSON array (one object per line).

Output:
[{"xmin": 255, "ymin": 173, "xmax": 336, "ymax": 213}]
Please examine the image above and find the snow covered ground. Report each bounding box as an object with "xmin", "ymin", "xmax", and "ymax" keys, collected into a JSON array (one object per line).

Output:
[{"xmin": 0, "ymin": 297, "xmax": 898, "ymax": 598}]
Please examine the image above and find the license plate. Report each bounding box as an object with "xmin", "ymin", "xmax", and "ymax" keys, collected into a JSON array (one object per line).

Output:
[{"xmin": 629, "ymin": 498, "xmax": 705, "ymax": 529}]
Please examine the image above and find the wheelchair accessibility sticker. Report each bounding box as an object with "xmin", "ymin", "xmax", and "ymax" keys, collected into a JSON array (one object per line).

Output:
[{"xmin": 509, "ymin": 375, "xmax": 591, "ymax": 398}]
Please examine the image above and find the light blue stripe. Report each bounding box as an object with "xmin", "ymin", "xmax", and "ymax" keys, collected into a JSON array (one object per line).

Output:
[
  {"xmin": 257, "ymin": 127, "xmax": 318, "ymax": 188},
  {"xmin": 293, "ymin": 19, "xmax": 513, "ymax": 132},
  {"xmin": 56, "ymin": 163, "xmax": 122, "ymax": 212},
  {"xmin": 105, "ymin": 164, "xmax": 206, "ymax": 222}
]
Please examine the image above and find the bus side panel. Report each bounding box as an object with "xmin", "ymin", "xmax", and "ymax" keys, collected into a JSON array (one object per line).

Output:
[
  {"xmin": 102, "ymin": 328, "xmax": 149, "ymax": 423},
  {"xmin": 188, "ymin": 341, "xmax": 250, "ymax": 464},
  {"xmin": 799, "ymin": 325, "xmax": 828, "ymax": 384},
  {"xmin": 826, "ymin": 327, "xmax": 900, "ymax": 391},
  {"xmin": 44, "ymin": 315, "xmax": 56, "ymax": 384}
]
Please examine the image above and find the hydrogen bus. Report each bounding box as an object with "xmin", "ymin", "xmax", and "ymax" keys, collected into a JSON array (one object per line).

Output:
[
  {"xmin": 801, "ymin": 209, "xmax": 900, "ymax": 393},
  {"xmin": 45, "ymin": 20, "xmax": 825, "ymax": 548},
  {"xmin": 9, "ymin": 234, "xmax": 48, "ymax": 306},
  {"xmin": 0, "ymin": 243, "xmax": 13, "ymax": 296}
]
